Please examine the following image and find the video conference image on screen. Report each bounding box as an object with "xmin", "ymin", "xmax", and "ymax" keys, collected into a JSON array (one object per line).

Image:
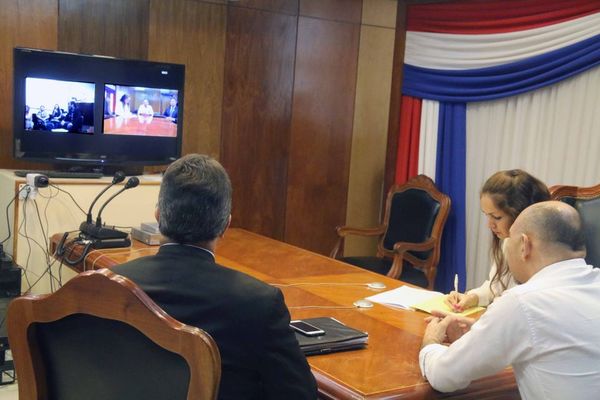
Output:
[
  {"xmin": 103, "ymin": 84, "xmax": 179, "ymax": 137},
  {"xmin": 25, "ymin": 77, "xmax": 95, "ymax": 134}
]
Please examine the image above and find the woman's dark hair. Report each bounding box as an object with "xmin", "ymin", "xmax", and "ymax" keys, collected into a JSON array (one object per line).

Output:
[
  {"xmin": 481, "ymin": 169, "xmax": 550, "ymax": 296},
  {"xmin": 119, "ymin": 94, "xmax": 129, "ymax": 103}
]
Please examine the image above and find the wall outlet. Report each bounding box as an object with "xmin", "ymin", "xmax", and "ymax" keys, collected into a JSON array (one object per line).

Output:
[{"xmin": 18, "ymin": 184, "xmax": 36, "ymax": 200}]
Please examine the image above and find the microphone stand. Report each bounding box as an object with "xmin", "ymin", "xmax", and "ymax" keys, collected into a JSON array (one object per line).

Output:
[
  {"xmin": 80, "ymin": 177, "xmax": 140, "ymax": 249},
  {"xmin": 80, "ymin": 171, "xmax": 125, "ymax": 234}
]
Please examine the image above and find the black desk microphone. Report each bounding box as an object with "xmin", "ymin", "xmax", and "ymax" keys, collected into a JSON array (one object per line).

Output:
[
  {"xmin": 95, "ymin": 176, "xmax": 140, "ymax": 228},
  {"xmin": 85, "ymin": 171, "xmax": 125, "ymax": 224},
  {"xmin": 79, "ymin": 176, "xmax": 139, "ymax": 245}
]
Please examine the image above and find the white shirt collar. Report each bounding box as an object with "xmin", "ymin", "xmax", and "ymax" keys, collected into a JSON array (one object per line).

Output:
[{"xmin": 527, "ymin": 258, "xmax": 588, "ymax": 283}]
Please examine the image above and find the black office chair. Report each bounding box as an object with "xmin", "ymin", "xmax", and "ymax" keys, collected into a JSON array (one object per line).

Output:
[
  {"xmin": 550, "ymin": 182, "xmax": 600, "ymax": 268},
  {"xmin": 7, "ymin": 269, "xmax": 221, "ymax": 400},
  {"xmin": 331, "ymin": 175, "xmax": 451, "ymax": 289}
]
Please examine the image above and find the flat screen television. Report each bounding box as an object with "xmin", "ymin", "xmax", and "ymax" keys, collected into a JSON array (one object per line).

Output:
[{"xmin": 13, "ymin": 47, "xmax": 184, "ymax": 172}]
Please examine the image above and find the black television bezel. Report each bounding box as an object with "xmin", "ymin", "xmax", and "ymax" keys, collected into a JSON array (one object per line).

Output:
[{"xmin": 13, "ymin": 47, "xmax": 185, "ymax": 169}]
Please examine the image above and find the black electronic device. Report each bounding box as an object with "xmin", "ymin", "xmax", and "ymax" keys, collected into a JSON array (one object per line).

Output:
[
  {"xmin": 293, "ymin": 317, "xmax": 368, "ymax": 356},
  {"xmin": 79, "ymin": 176, "xmax": 139, "ymax": 243},
  {"xmin": 0, "ymin": 267, "xmax": 21, "ymax": 298},
  {"xmin": 0, "ymin": 249, "xmax": 21, "ymax": 298},
  {"xmin": 13, "ymin": 47, "xmax": 184, "ymax": 173},
  {"xmin": 75, "ymin": 175, "xmax": 139, "ymax": 252}
]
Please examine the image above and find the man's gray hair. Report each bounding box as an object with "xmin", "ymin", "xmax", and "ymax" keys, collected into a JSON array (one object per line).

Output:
[{"xmin": 158, "ymin": 154, "xmax": 232, "ymax": 243}]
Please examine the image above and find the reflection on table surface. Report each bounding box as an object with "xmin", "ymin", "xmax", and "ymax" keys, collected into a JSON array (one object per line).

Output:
[{"xmin": 103, "ymin": 116, "xmax": 176, "ymax": 137}]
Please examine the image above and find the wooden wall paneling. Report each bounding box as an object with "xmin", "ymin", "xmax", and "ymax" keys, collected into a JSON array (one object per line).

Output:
[
  {"xmin": 343, "ymin": 4, "xmax": 397, "ymax": 257},
  {"xmin": 58, "ymin": 0, "xmax": 149, "ymax": 59},
  {"xmin": 0, "ymin": 0, "xmax": 58, "ymax": 170},
  {"xmin": 300, "ymin": 0, "xmax": 362, "ymax": 23},
  {"xmin": 285, "ymin": 17, "xmax": 360, "ymax": 255},
  {"xmin": 220, "ymin": 6, "xmax": 297, "ymax": 240},
  {"xmin": 384, "ymin": 1, "xmax": 408, "ymax": 195},
  {"xmin": 362, "ymin": 0, "xmax": 397, "ymax": 28},
  {"xmin": 227, "ymin": 0, "xmax": 298, "ymax": 15},
  {"xmin": 148, "ymin": 0, "xmax": 227, "ymax": 160}
]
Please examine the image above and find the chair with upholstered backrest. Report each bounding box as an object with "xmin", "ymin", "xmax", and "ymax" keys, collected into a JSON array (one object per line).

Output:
[
  {"xmin": 7, "ymin": 269, "xmax": 221, "ymax": 400},
  {"xmin": 550, "ymin": 182, "xmax": 600, "ymax": 269},
  {"xmin": 331, "ymin": 175, "xmax": 451, "ymax": 290}
]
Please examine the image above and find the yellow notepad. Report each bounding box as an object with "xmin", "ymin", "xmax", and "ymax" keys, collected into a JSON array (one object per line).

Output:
[{"xmin": 412, "ymin": 294, "xmax": 484, "ymax": 317}]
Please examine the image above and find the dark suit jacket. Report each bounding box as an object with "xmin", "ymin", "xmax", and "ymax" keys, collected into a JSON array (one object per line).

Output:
[
  {"xmin": 163, "ymin": 105, "xmax": 178, "ymax": 119},
  {"xmin": 112, "ymin": 244, "xmax": 317, "ymax": 400}
]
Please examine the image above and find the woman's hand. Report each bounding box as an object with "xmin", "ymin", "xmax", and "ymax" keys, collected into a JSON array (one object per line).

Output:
[{"xmin": 444, "ymin": 292, "xmax": 478, "ymax": 312}]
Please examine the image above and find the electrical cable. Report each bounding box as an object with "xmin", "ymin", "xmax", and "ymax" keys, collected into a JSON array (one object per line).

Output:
[
  {"xmin": 48, "ymin": 184, "xmax": 87, "ymax": 215},
  {"xmin": 18, "ymin": 195, "xmax": 61, "ymax": 292},
  {"xmin": 33, "ymin": 199, "xmax": 56, "ymax": 290},
  {"xmin": 1, "ymin": 185, "xmax": 29, "ymax": 245},
  {"xmin": 272, "ymin": 282, "xmax": 386, "ymax": 289},
  {"xmin": 83, "ymin": 247, "xmax": 155, "ymax": 271},
  {"xmin": 55, "ymin": 235, "xmax": 95, "ymax": 267}
]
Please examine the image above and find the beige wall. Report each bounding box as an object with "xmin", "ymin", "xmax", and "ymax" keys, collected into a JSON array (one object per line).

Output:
[{"xmin": 344, "ymin": 0, "xmax": 397, "ymax": 256}]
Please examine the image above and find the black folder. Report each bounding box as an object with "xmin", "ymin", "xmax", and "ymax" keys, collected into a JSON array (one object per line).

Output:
[{"xmin": 294, "ymin": 317, "xmax": 368, "ymax": 356}]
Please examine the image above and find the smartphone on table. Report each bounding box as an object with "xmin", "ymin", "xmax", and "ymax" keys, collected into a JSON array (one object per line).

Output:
[{"xmin": 290, "ymin": 320, "xmax": 325, "ymax": 336}]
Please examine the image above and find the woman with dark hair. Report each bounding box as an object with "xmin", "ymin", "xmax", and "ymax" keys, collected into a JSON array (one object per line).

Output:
[
  {"xmin": 446, "ymin": 169, "xmax": 550, "ymax": 311},
  {"xmin": 50, "ymin": 104, "xmax": 63, "ymax": 119},
  {"xmin": 115, "ymin": 93, "xmax": 131, "ymax": 117}
]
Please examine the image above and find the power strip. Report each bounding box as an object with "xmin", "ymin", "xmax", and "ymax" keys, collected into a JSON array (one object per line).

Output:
[{"xmin": 18, "ymin": 183, "xmax": 34, "ymax": 200}]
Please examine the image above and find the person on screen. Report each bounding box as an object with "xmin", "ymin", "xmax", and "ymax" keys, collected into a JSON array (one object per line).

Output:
[
  {"xmin": 137, "ymin": 99, "xmax": 154, "ymax": 116},
  {"xmin": 37, "ymin": 105, "xmax": 49, "ymax": 121},
  {"xmin": 112, "ymin": 154, "xmax": 317, "ymax": 400},
  {"xmin": 445, "ymin": 169, "xmax": 550, "ymax": 311},
  {"xmin": 115, "ymin": 94, "xmax": 132, "ymax": 117},
  {"xmin": 420, "ymin": 201, "xmax": 600, "ymax": 399},
  {"xmin": 24, "ymin": 105, "xmax": 33, "ymax": 130},
  {"xmin": 163, "ymin": 97, "xmax": 178, "ymax": 122},
  {"xmin": 137, "ymin": 99, "xmax": 154, "ymax": 124},
  {"xmin": 60, "ymin": 101, "xmax": 84, "ymax": 133},
  {"xmin": 50, "ymin": 104, "xmax": 63, "ymax": 119}
]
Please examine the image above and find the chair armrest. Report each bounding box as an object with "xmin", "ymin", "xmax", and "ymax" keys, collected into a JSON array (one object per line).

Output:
[
  {"xmin": 393, "ymin": 238, "xmax": 436, "ymax": 253},
  {"xmin": 330, "ymin": 225, "xmax": 387, "ymax": 259},
  {"xmin": 335, "ymin": 225, "xmax": 387, "ymax": 237},
  {"xmin": 387, "ymin": 238, "xmax": 436, "ymax": 279}
]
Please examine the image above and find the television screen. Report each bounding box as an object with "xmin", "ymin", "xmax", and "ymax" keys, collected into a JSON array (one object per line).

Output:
[
  {"xmin": 103, "ymin": 84, "xmax": 178, "ymax": 137},
  {"xmin": 25, "ymin": 77, "xmax": 95, "ymax": 134},
  {"xmin": 13, "ymin": 48, "xmax": 185, "ymax": 169}
]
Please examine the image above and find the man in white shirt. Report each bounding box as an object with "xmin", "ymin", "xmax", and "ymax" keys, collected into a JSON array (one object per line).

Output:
[
  {"xmin": 419, "ymin": 201, "xmax": 600, "ymax": 399},
  {"xmin": 137, "ymin": 99, "xmax": 154, "ymax": 125}
]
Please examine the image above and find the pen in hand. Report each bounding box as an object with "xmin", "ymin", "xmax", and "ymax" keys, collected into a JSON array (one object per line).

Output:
[{"xmin": 445, "ymin": 274, "xmax": 462, "ymax": 312}]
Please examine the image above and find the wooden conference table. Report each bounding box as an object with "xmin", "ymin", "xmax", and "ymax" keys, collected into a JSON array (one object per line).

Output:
[
  {"xmin": 103, "ymin": 116, "xmax": 177, "ymax": 136},
  {"xmin": 51, "ymin": 228, "xmax": 518, "ymax": 399}
]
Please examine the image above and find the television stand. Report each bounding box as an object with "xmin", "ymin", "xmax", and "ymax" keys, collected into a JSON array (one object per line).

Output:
[
  {"xmin": 14, "ymin": 164, "xmax": 145, "ymax": 179},
  {"xmin": 14, "ymin": 170, "xmax": 103, "ymax": 179}
]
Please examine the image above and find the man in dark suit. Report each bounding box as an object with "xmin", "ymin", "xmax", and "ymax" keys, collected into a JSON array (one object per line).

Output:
[
  {"xmin": 163, "ymin": 97, "xmax": 178, "ymax": 122},
  {"xmin": 112, "ymin": 154, "xmax": 317, "ymax": 400}
]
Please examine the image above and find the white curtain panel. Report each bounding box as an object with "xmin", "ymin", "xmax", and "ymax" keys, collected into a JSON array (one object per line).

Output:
[
  {"xmin": 418, "ymin": 99, "xmax": 440, "ymax": 179},
  {"xmin": 465, "ymin": 64, "xmax": 600, "ymax": 289}
]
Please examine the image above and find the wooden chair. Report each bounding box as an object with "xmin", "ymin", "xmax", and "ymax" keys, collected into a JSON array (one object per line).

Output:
[
  {"xmin": 331, "ymin": 175, "xmax": 451, "ymax": 290},
  {"xmin": 550, "ymin": 182, "xmax": 600, "ymax": 269},
  {"xmin": 7, "ymin": 269, "xmax": 221, "ymax": 400}
]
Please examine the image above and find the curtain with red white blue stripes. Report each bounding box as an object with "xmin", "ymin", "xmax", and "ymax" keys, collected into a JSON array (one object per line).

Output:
[{"xmin": 397, "ymin": 0, "xmax": 600, "ymax": 292}]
